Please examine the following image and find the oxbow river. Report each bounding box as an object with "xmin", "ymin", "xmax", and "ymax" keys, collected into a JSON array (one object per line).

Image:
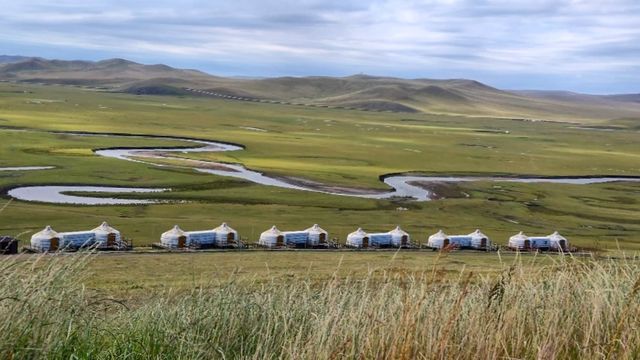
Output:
[{"xmin": 5, "ymin": 131, "xmax": 640, "ymax": 205}]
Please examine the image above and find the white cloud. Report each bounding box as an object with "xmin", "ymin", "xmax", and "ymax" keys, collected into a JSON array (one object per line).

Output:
[{"xmin": 0, "ymin": 0, "xmax": 638, "ymax": 92}]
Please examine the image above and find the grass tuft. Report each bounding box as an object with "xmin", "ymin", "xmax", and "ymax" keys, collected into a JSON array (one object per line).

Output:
[{"xmin": 1, "ymin": 253, "xmax": 640, "ymax": 358}]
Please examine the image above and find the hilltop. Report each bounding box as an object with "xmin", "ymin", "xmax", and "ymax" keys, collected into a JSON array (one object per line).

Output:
[
  {"xmin": 2, "ymin": 56, "xmax": 640, "ymax": 121},
  {"xmin": 0, "ymin": 57, "xmax": 214, "ymax": 87},
  {"xmin": 0, "ymin": 55, "xmax": 31, "ymax": 64}
]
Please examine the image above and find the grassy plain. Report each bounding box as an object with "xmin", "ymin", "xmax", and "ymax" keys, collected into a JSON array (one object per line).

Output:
[
  {"xmin": 0, "ymin": 82, "xmax": 638, "ymax": 251},
  {"xmin": 83, "ymin": 250, "xmax": 558, "ymax": 296},
  {"xmin": 2, "ymin": 253, "xmax": 640, "ymax": 359}
]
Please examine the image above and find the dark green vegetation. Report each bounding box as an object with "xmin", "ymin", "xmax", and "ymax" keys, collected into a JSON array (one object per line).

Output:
[
  {"xmin": 0, "ymin": 82, "xmax": 638, "ymax": 251},
  {"xmin": 2, "ymin": 253, "xmax": 640, "ymax": 359}
]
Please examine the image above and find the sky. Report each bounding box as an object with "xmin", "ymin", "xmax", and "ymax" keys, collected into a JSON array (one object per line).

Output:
[{"xmin": 0, "ymin": 0, "xmax": 639, "ymax": 94}]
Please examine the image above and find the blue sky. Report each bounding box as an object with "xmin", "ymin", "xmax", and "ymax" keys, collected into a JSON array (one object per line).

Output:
[{"xmin": 1, "ymin": 0, "xmax": 639, "ymax": 94}]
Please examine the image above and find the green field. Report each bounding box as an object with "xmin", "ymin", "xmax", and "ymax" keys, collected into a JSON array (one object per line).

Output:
[{"xmin": 0, "ymin": 82, "xmax": 639, "ymax": 251}]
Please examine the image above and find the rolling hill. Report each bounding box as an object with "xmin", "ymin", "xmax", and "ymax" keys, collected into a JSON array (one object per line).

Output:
[
  {"xmin": 0, "ymin": 55, "xmax": 30, "ymax": 64},
  {"xmin": 2, "ymin": 56, "xmax": 640, "ymax": 122},
  {"xmin": 0, "ymin": 57, "xmax": 214, "ymax": 86}
]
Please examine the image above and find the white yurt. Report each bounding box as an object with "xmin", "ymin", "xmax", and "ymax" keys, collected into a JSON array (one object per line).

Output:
[
  {"xmin": 259, "ymin": 226, "xmax": 285, "ymax": 248},
  {"xmin": 346, "ymin": 228, "xmax": 369, "ymax": 248},
  {"xmin": 468, "ymin": 229, "xmax": 491, "ymax": 250},
  {"xmin": 427, "ymin": 230, "xmax": 450, "ymax": 249},
  {"xmin": 92, "ymin": 222, "xmax": 122, "ymax": 248},
  {"xmin": 389, "ymin": 226, "xmax": 410, "ymax": 247},
  {"xmin": 213, "ymin": 222, "xmax": 239, "ymax": 247},
  {"xmin": 161, "ymin": 225, "xmax": 189, "ymax": 249},
  {"xmin": 548, "ymin": 231, "xmax": 569, "ymax": 251},
  {"xmin": 306, "ymin": 224, "xmax": 328, "ymax": 246},
  {"xmin": 30, "ymin": 225, "xmax": 62, "ymax": 252},
  {"xmin": 508, "ymin": 231, "xmax": 531, "ymax": 250}
]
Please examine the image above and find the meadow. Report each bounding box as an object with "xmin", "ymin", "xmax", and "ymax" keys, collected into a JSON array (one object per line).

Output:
[{"xmin": 0, "ymin": 82, "xmax": 638, "ymax": 251}]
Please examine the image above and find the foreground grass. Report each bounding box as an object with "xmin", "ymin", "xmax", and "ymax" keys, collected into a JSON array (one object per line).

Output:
[
  {"xmin": 1, "ymin": 253, "xmax": 639, "ymax": 359},
  {"xmin": 82, "ymin": 251, "xmax": 555, "ymax": 297}
]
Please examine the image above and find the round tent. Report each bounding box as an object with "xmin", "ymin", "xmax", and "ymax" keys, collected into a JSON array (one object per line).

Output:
[
  {"xmin": 389, "ymin": 226, "xmax": 410, "ymax": 247},
  {"xmin": 214, "ymin": 222, "xmax": 238, "ymax": 247},
  {"xmin": 306, "ymin": 224, "xmax": 328, "ymax": 246},
  {"xmin": 161, "ymin": 225, "xmax": 189, "ymax": 249},
  {"xmin": 548, "ymin": 231, "xmax": 568, "ymax": 251},
  {"xmin": 31, "ymin": 225, "xmax": 61, "ymax": 252},
  {"xmin": 468, "ymin": 229, "xmax": 491, "ymax": 250},
  {"xmin": 259, "ymin": 226, "xmax": 285, "ymax": 248},
  {"xmin": 346, "ymin": 228, "xmax": 369, "ymax": 248},
  {"xmin": 508, "ymin": 231, "xmax": 530, "ymax": 250},
  {"xmin": 92, "ymin": 221, "xmax": 122, "ymax": 248},
  {"xmin": 427, "ymin": 230, "xmax": 450, "ymax": 249}
]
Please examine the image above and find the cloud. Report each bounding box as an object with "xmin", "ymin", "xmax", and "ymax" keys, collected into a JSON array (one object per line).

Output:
[{"xmin": 0, "ymin": 0, "xmax": 638, "ymax": 92}]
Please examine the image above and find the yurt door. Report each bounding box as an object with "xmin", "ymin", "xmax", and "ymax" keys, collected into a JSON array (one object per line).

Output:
[
  {"xmin": 107, "ymin": 233, "xmax": 116, "ymax": 246},
  {"xmin": 401, "ymin": 235, "xmax": 408, "ymax": 246},
  {"xmin": 50, "ymin": 238, "xmax": 59, "ymax": 251},
  {"xmin": 523, "ymin": 239, "xmax": 531, "ymax": 250},
  {"xmin": 443, "ymin": 239, "xmax": 450, "ymax": 248},
  {"xmin": 558, "ymin": 240, "xmax": 566, "ymax": 250},
  {"xmin": 362, "ymin": 237, "xmax": 369, "ymax": 248},
  {"xmin": 178, "ymin": 236, "xmax": 187, "ymax": 248},
  {"xmin": 319, "ymin": 233, "xmax": 326, "ymax": 244},
  {"xmin": 276, "ymin": 235, "xmax": 284, "ymax": 247},
  {"xmin": 227, "ymin": 233, "xmax": 235, "ymax": 244},
  {"xmin": 480, "ymin": 238, "xmax": 487, "ymax": 248}
]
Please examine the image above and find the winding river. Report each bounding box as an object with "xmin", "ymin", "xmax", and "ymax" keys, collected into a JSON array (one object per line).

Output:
[{"xmin": 5, "ymin": 131, "xmax": 640, "ymax": 204}]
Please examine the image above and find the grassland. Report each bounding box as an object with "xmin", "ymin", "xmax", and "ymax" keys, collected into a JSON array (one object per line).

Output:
[
  {"xmin": 5, "ymin": 57, "xmax": 640, "ymax": 121},
  {"xmin": 2, "ymin": 253, "xmax": 640, "ymax": 359},
  {"xmin": 0, "ymin": 82, "xmax": 638, "ymax": 251},
  {"xmin": 1, "ymin": 80, "xmax": 639, "ymax": 358},
  {"xmin": 83, "ymin": 251, "xmax": 559, "ymax": 296}
]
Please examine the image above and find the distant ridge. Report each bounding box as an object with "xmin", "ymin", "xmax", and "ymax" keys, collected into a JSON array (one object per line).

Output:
[
  {"xmin": 605, "ymin": 94, "xmax": 640, "ymax": 103},
  {"xmin": 1, "ymin": 55, "xmax": 640, "ymax": 121},
  {"xmin": 0, "ymin": 55, "xmax": 31, "ymax": 64},
  {"xmin": 0, "ymin": 56, "xmax": 212, "ymax": 86}
]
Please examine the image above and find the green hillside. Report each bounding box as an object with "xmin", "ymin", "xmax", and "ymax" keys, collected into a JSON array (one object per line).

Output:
[{"xmin": 3, "ymin": 57, "xmax": 640, "ymax": 122}]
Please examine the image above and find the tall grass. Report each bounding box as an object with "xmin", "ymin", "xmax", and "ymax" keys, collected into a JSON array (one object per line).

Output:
[{"xmin": 1, "ymin": 253, "xmax": 639, "ymax": 359}]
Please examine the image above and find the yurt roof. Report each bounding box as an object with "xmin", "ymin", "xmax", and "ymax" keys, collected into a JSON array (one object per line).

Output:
[
  {"xmin": 548, "ymin": 231, "xmax": 567, "ymax": 241},
  {"xmin": 510, "ymin": 231, "xmax": 528, "ymax": 241},
  {"xmin": 214, "ymin": 222, "xmax": 236, "ymax": 232},
  {"xmin": 469, "ymin": 229, "xmax": 488, "ymax": 238},
  {"xmin": 389, "ymin": 226, "xmax": 409, "ymax": 236},
  {"xmin": 261, "ymin": 225, "xmax": 283, "ymax": 236},
  {"xmin": 349, "ymin": 227, "xmax": 368, "ymax": 237},
  {"xmin": 429, "ymin": 229, "xmax": 448, "ymax": 240},
  {"xmin": 162, "ymin": 225, "xmax": 187, "ymax": 237},
  {"xmin": 33, "ymin": 225, "xmax": 60, "ymax": 238},
  {"xmin": 305, "ymin": 224, "xmax": 327, "ymax": 233},
  {"xmin": 92, "ymin": 221, "xmax": 119, "ymax": 233}
]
